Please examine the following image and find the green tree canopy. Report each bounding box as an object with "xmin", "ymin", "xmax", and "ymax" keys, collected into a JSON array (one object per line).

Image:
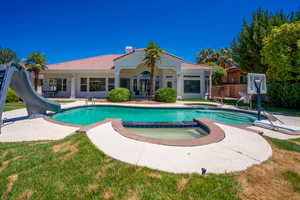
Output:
[
  {"xmin": 0, "ymin": 46, "xmax": 17, "ymax": 65},
  {"xmin": 231, "ymin": 8, "xmax": 300, "ymax": 73},
  {"xmin": 25, "ymin": 51, "xmax": 47, "ymax": 90},
  {"xmin": 262, "ymin": 22, "xmax": 300, "ymax": 82},
  {"xmin": 202, "ymin": 62, "xmax": 227, "ymax": 85}
]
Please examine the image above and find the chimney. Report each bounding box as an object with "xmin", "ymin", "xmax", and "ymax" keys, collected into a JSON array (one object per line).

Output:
[{"xmin": 125, "ymin": 46, "xmax": 133, "ymax": 54}]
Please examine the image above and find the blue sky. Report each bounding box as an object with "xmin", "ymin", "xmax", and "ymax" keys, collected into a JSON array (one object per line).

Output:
[{"xmin": 0, "ymin": 0, "xmax": 298, "ymax": 64}]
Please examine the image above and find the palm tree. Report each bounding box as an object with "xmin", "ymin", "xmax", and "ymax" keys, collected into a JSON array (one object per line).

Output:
[
  {"xmin": 218, "ymin": 48, "xmax": 234, "ymax": 68},
  {"xmin": 143, "ymin": 42, "xmax": 163, "ymax": 97},
  {"xmin": 25, "ymin": 51, "xmax": 47, "ymax": 91},
  {"xmin": 196, "ymin": 48, "xmax": 213, "ymax": 64},
  {"xmin": 0, "ymin": 46, "xmax": 17, "ymax": 66},
  {"xmin": 196, "ymin": 48, "xmax": 234, "ymax": 68}
]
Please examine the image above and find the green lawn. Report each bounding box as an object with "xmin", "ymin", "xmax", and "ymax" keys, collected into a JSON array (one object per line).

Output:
[
  {"xmin": 268, "ymin": 138, "xmax": 300, "ymax": 153},
  {"xmin": 179, "ymin": 99, "xmax": 300, "ymax": 117},
  {"xmin": 3, "ymin": 100, "xmax": 76, "ymax": 112},
  {"xmin": 0, "ymin": 133, "xmax": 240, "ymax": 200},
  {"xmin": 3, "ymin": 102, "xmax": 26, "ymax": 112},
  {"xmin": 282, "ymin": 171, "xmax": 300, "ymax": 194}
]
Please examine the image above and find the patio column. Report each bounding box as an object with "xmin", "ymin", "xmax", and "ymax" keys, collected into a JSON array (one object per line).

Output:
[
  {"xmin": 70, "ymin": 73, "xmax": 76, "ymax": 98},
  {"xmin": 114, "ymin": 71, "xmax": 120, "ymax": 88},
  {"xmin": 105, "ymin": 77, "xmax": 109, "ymax": 93},
  {"xmin": 209, "ymin": 70, "xmax": 213, "ymax": 99},
  {"xmin": 176, "ymin": 72, "xmax": 182, "ymax": 99}
]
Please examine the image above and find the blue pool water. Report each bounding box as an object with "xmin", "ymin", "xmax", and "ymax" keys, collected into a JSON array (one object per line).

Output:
[{"xmin": 51, "ymin": 106, "xmax": 264, "ymax": 126}]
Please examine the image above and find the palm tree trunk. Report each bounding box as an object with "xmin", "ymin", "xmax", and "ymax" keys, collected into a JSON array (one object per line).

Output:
[
  {"xmin": 149, "ymin": 64, "xmax": 155, "ymax": 99},
  {"xmin": 34, "ymin": 71, "xmax": 39, "ymax": 91}
]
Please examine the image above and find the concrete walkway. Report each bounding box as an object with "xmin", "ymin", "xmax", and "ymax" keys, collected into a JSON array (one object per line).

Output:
[
  {"xmin": 0, "ymin": 117, "xmax": 78, "ymax": 142},
  {"xmin": 87, "ymin": 121, "xmax": 272, "ymax": 174},
  {"xmin": 1, "ymin": 105, "xmax": 78, "ymax": 142},
  {"xmin": 249, "ymin": 126, "xmax": 300, "ymax": 140}
]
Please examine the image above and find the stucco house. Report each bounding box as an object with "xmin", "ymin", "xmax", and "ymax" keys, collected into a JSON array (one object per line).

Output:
[{"xmin": 41, "ymin": 47, "xmax": 217, "ymax": 99}]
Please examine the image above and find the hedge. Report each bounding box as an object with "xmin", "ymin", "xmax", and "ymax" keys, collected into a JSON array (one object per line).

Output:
[
  {"xmin": 155, "ymin": 88, "xmax": 177, "ymax": 103},
  {"xmin": 268, "ymin": 82, "xmax": 300, "ymax": 108},
  {"xmin": 6, "ymin": 88, "xmax": 21, "ymax": 103},
  {"xmin": 108, "ymin": 88, "xmax": 131, "ymax": 102}
]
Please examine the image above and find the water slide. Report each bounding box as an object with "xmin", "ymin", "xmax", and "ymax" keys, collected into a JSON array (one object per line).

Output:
[{"xmin": 0, "ymin": 63, "xmax": 61, "ymax": 131}]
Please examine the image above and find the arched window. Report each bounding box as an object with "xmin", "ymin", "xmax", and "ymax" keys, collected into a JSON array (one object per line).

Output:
[{"xmin": 139, "ymin": 71, "xmax": 151, "ymax": 79}]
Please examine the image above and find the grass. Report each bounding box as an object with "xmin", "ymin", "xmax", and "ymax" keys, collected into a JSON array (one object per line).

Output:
[
  {"xmin": 54, "ymin": 100, "xmax": 76, "ymax": 103},
  {"xmin": 282, "ymin": 171, "xmax": 300, "ymax": 193},
  {"xmin": 269, "ymin": 138, "xmax": 300, "ymax": 153},
  {"xmin": 3, "ymin": 100, "xmax": 75, "ymax": 112},
  {"xmin": 0, "ymin": 133, "xmax": 240, "ymax": 200},
  {"xmin": 179, "ymin": 99, "xmax": 300, "ymax": 116},
  {"xmin": 3, "ymin": 102, "xmax": 26, "ymax": 112}
]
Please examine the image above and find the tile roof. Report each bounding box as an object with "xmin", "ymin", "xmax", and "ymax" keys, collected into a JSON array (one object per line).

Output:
[
  {"xmin": 47, "ymin": 51, "xmax": 216, "ymax": 71},
  {"xmin": 113, "ymin": 48, "xmax": 183, "ymax": 61},
  {"xmin": 47, "ymin": 54, "xmax": 122, "ymax": 70}
]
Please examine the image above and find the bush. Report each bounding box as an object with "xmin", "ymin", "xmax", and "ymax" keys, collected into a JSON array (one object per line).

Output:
[
  {"xmin": 212, "ymin": 67, "xmax": 227, "ymax": 85},
  {"xmin": 108, "ymin": 88, "xmax": 131, "ymax": 102},
  {"xmin": 155, "ymin": 88, "xmax": 177, "ymax": 103},
  {"xmin": 268, "ymin": 82, "xmax": 300, "ymax": 108},
  {"xmin": 6, "ymin": 88, "xmax": 21, "ymax": 103}
]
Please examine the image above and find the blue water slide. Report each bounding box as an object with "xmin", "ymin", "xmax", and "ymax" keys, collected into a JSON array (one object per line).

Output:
[{"xmin": 0, "ymin": 63, "xmax": 61, "ymax": 132}]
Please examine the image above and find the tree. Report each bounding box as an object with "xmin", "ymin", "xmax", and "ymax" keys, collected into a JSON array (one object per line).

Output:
[
  {"xmin": 204, "ymin": 62, "xmax": 227, "ymax": 85},
  {"xmin": 0, "ymin": 46, "xmax": 17, "ymax": 66},
  {"xmin": 262, "ymin": 22, "xmax": 300, "ymax": 82},
  {"xmin": 196, "ymin": 48, "xmax": 234, "ymax": 68},
  {"xmin": 25, "ymin": 51, "xmax": 47, "ymax": 91},
  {"xmin": 143, "ymin": 42, "xmax": 163, "ymax": 97},
  {"xmin": 231, "ymin": 8, "xmax": 300, "ymax": 73}
]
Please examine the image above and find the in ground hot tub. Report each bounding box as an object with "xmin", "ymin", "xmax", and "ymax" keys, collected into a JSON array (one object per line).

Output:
[{"xmin": 126, "ymin": 127, "xmax": 209, "ymax": 140}]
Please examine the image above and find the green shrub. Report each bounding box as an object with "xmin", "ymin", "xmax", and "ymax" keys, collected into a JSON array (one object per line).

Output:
[
  {"xmin": 212, "ymin": 67, "xmax": 227, "ymax": 85},
  {"xmin": 268, "ymin": 82, "xmax": 300, "ymax": 108},
  {"xmin": 108, "ymin": 88, "xmax": 131, "ymax": 102},
  {"xmin": 155, "ymin": 88, "xmax": 177, "ymax": 103},
  {"xmin": 6, "ymin": 88, "xmax": 21, "ymax": 103}
]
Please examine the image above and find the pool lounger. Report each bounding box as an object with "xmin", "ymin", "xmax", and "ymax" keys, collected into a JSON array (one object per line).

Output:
[{"xmin": 253, "ymin": 120, "xmax": 300, "ymax": 135}]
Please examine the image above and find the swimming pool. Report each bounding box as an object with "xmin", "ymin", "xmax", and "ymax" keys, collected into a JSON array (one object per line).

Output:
[
  {"xmin": 126, "ymin": 127, "xmax": 208, "ymax": 140},
  {"xmin": 51, "ymin": 106, "xmax": 264, "ymax": 126}
]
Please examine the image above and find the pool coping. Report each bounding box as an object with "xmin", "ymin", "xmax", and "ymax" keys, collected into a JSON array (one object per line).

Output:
[{"xmin": 49, "ymin": 103, "xmax": 277, "ymax": 122}]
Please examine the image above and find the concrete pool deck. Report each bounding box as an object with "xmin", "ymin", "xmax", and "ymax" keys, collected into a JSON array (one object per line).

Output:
[
  {"xmin": 86, "ymin": 121, "xmax": 272, "ymax": 174},
  {"xmin": 1, "ymin": 100, "xmax": 300, "ymax": 174}
]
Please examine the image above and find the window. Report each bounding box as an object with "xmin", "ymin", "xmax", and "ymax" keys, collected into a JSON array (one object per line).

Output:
[
  {"xmin": 89, "ymin": 78, "xmax": 105, "ymax": 92},
  {"xmin": 184, "ymin": 75, "xmax": 201, "ymax": 78},
  {"xmin": 108, "ymin": 78, "xmax": 114, "ymax": 91},
  {"xmin": 167, "ymin": 81, "xmax": 172, "ymax": 88},
  {"xmin": 80, "ymin": 78, "xmax": 88, "ymax": 92},
  {"xmin": 49, "ymin": 78, "xmax": 67, "ymax": 92},
  {"xmin": 184, "ymin": 80, "xmax": 200, "ymax": 93},
  {"xmin": 133, "ymin": 79, "xmax": 138, "ymax": 92},
  {"xmin": 240, "ymin": 74, "xmax": 247, "ymax": 84},
  {"xmin": 155, "ymin": 76, "xmax": 160, "ymax": 91},
  {"xmin": 120, "ymin": 78, "xmax": 130, "ymax": 89}
]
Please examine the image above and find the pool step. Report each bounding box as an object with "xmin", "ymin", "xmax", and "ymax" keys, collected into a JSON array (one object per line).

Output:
[{"xmin": 123, "ymin": 121, "xmax": 199, "ymax": 128}]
